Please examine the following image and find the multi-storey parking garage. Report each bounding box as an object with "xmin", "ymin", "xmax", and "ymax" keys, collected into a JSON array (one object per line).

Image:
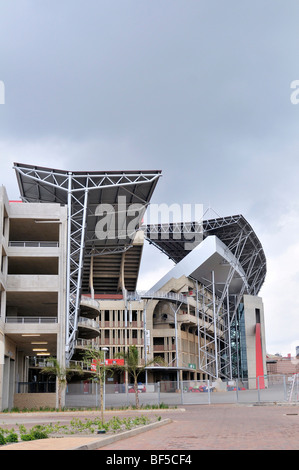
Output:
[{"xmin": 0, "ymin": 163, "xmax": 267, "ymax": 410}]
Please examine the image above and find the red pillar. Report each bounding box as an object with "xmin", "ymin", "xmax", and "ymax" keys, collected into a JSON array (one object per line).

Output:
[{"xmin": 255, "ymin": 323, "xmax": 265, "ymax": 389}]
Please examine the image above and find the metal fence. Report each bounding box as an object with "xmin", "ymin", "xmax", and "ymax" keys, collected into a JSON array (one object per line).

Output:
[
  {"xmin": 17, "ymin": 381, "xmax": 56, "ymax": 393},
  {"xmin": 65, "ymin": 374, "xmax": 299, "ymax": 409}
]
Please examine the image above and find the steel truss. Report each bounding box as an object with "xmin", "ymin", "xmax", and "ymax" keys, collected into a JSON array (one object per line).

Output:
[
  {"xmin": 143, "ymin": 215, "xmax": 266, "ymax": 381},
  {"xmin": 195, "ymin": 277, "xmax": 243, "ymax": 380},
  {"xmin": 13, "ymin": 164, "xmax": 161, "ymax": 362},
  {"xmin": 203, "ymin": 215, "xmax": 266, "ymax": 296},
  {"xmin": 196, "ymin": 218, "xmax": 266, "ymax": 380}
]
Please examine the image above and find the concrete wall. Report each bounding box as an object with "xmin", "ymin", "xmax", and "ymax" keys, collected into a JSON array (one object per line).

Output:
[
  {"xmin": 243, "ymin": 294, "xmax": 267, "ymax": 388},
  {"xmin": 14, "ymin": 393, "xmax": 56, "ymax": 410},
  {"xmin": 0, "ymin": 186, "xmax": 67, "ymax": 410}
]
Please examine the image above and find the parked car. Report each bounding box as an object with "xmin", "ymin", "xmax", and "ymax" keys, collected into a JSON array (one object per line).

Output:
[{"xmin": 128, "ymin": 383, "xmax": 146, "ymax": 393}]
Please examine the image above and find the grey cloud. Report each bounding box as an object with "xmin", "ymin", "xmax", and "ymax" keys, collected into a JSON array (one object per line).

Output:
[{"xmin": 1, "ymin": 1, "xmax": 299, "ymax": 353}]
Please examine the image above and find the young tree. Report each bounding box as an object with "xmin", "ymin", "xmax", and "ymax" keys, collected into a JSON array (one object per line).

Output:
[
  {"xmin": 82, "ymin": 346, "xmax": 113, "ymax": 426},
  {"xmin": 41, "ymin": 357, "xmax": 82, "ymax": 411},
  {"xmin": 117, "ymin": 345, "xmax": 165, "ymax": 409}
]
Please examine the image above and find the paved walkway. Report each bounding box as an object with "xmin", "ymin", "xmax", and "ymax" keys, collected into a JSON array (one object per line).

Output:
[
  {"xmin": 0, "ymin": 435, "xmax": 102, "ymax": 450},
  {"xmin": 1, "ymin": 404, "xmax": 299, "ymax": 450},
  {"xmin": 100, "ymin": 404, "xmax": 299, "ymax": 451}
]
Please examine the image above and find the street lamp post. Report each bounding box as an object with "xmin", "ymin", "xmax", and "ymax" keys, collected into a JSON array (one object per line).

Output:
[{"xmin": 101, "ymin": 347, "xmax": 109, "ymax": 411}]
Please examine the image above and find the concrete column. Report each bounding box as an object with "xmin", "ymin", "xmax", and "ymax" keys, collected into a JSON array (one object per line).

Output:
[
  {"xmin": 243, "ymin": 295, "xmax": 267, "ymax": 389},
  {"xmin": 0, "ymin": 291, "xmax": 6, "ymax": 322},
  {"xmin": 2, "ymin": 356, "xmax": 10, "ymax": 410}
]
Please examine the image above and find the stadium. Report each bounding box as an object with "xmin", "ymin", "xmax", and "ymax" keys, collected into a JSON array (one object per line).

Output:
[{"xmin": 0, "ymin": 163, "xmax": 267, "ymax": 410}]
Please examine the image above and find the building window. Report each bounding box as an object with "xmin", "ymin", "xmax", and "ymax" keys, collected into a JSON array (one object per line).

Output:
[
  {"xmin": 255, "ymin": 308, "xmax": 261, "ymax": 324},
  {"xmin": 132, "ymin": 310, "xmax": 137, "ymax": 322}
]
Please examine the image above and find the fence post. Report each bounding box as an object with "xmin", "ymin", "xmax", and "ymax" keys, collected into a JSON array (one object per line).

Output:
[
  {"xmin": 257, "ymin": 376, "xmax": 260, "ymax": 403},
  {"xmin": 208, "ymin": 380, "xmax": 211, "ymax": 404},
  {"xmin": 236, "ymin": 379, "xmax": 239, "ymax": 403},
  {"xmin": 180, "ymin": 380, "xmax": 184, "ymax": 405},
  {"xmin": 283, "ymin": 375, "xmax": 287, "ymax": 401}
]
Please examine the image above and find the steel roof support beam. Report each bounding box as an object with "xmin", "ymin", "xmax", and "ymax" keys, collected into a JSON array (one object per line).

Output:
[
  {"xmin": 13, "ymin": 164, "xmax": 161, "ymax": 363},
  {"xmin": 65, "ymin": 182, "xmax": 89, "ymax": 361}
]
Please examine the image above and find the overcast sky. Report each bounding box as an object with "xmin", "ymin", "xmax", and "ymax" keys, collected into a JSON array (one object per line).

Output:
[{"xmin": 1, "ymin": 0, "xmax": 299, "ymax": 356}]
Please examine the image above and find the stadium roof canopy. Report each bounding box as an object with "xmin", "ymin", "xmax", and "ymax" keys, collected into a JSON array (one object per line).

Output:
[
  {"xmin": 144, "ymin": 215, "xmax": 267, "ymax": 295},
  {"xmin": 14, "ymin": 162, "xmax": 161, "ymax": 254},
  {"xmin": 13, "ymin": 162, "xmax": 162, "ymax": 358}
]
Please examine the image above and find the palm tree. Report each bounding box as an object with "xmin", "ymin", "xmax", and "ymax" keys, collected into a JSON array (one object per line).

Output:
[
  {"xmin": 82, "ymin": 346, "xmax": 113, "ymax": 426},
  {"xmin": 41, "ymin": 357, "xmax": 82, "ymax": 411},
  {"xmin": 117, "ymin": 345, "xmax": 165, "ymax": 409}
]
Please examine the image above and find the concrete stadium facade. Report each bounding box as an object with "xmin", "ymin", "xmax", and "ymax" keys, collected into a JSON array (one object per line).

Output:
[{"xmin": 0, "ymin": 164, "xmax": 267, "ymax": 410}]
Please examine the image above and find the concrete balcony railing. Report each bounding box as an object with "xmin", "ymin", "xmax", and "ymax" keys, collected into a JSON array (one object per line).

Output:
[
  {"xmin": 177, "ymin": 312, "xmax": 198, "ymax": 325},
  {"xmin": 7, "ymin": 274, "xmax": 59, "ymax": 291},
  {"xmin": 75, "ymin": 338, "xmax": 94, "ymax": 348},
  {"xmin": 80, "ymin": 296, "xmax": 101, "ymax": 313},
  {"xmin": 127, "ymin": 290, "xmax": 189, "ymax": 304},
  {"xmin": 68, "ymin": 360, "xmax": 90, "ymax": 371},
  {"xmin": 5, "ymin": 316, "xmax": 58, "ymax": 323},
  {"xmin": 78, "ymin": 317, "xmax": 100, "ymax": 330},
  {"xmin": 153, "ymin": 344, "xmax": 176, "ymax": 352},
  {"xmin": 8, "ymin": 241, "xmax": 59, "ymax": 248}
]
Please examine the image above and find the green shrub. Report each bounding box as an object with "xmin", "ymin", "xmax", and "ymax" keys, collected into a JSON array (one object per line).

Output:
[
  {"xmin": 20, "ymin": 433, "xmax": 34, "ymax": 441},
  {"xmin": 5, "ymin": 432, "xmax": 18, "ymax": 443},
  {"xmin": 20, "ymin": 424, "xmax": 49, "ymax": 441},
  {"xmin": 0, "ymin": 427, "xmax": 19, "ymax": 445},
  {"xmin": 30, "ymin": 429, "xmax": 49, "ymax": 440}
]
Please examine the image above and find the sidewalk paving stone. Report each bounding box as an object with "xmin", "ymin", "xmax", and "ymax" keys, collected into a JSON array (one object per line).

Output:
[{"xmin": 1, "ymin": 404, "xmax": 299, "ymax": 450}]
